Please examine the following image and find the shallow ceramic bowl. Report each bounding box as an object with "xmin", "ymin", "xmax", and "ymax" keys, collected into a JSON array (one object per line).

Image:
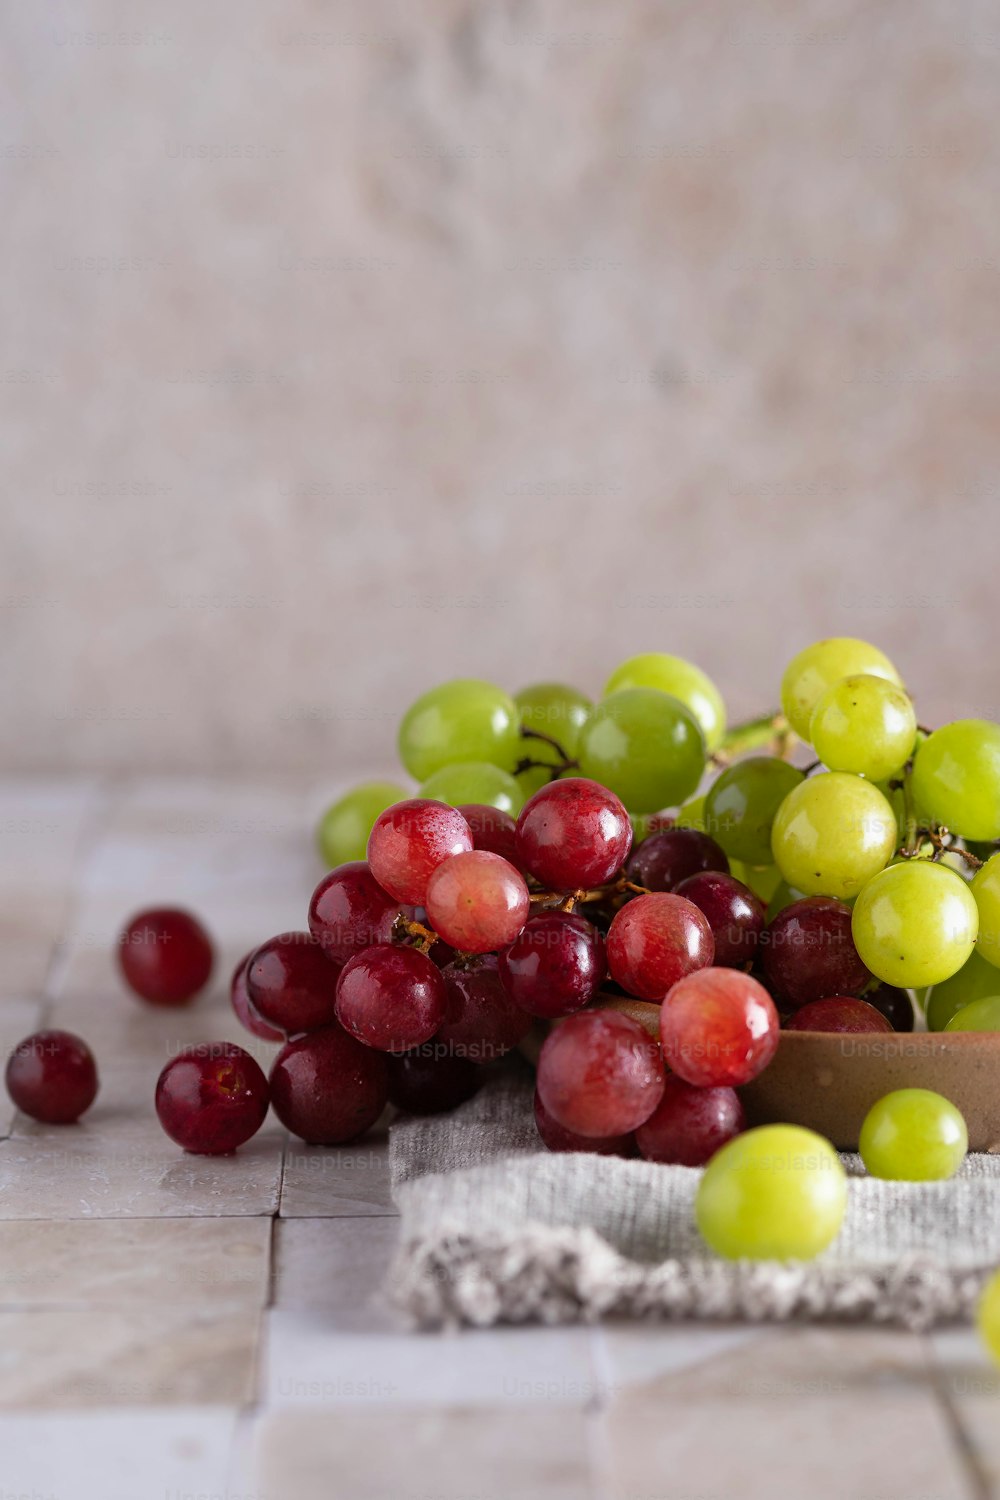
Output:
[{"xmin": 597, "ymin": 997, "xmax": 1000, "ymax": 1152}]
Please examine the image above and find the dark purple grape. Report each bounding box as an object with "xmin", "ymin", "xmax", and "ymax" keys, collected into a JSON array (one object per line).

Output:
[
  {"xmin": 863, "ymin": 983, "xmax": 915, "ymax": 1032},
  {"xmin": 785, "ymin": 996, "xmax": 894, "ymax": 1034},
  {"xmin": 457, "ymin": 804, "xmax": 520, "ymax": 864},
  {"xmin": 673, "ymin": 871, "xmax": 765, "ymax": 969},
  {"xmin": 635, "ymin": 1075, "xmax": 744, "ymax": 1166},
  {"xmin": 436, "ymin": 956, "xmax": 532, "ymax": 1063},
  {"xmin": 335, "ymin": 944, "xmax": 446, "ymax": 1052},
  {"xmin": 627, "ymin": 829, "xmax": 729, "ymax": 892},
  {"xmin": 498, "ymin": 912, "xmax": 606, "ymax": 1019},
  {"xmin": 761, "ymin": 897, "xmax": 871, "ymax": 1009},
  {"xmin": 387, "ymin": 1048, "xmax": 481, "ymax": 1114}
]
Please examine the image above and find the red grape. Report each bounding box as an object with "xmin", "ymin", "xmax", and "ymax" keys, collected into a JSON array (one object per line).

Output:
[
  {"xmin": 155, "ymin": 1043, "xmax": 269, "ymax": 1155},
  {"xmin": 117, "ymin": 907, "xmax": 213, "ymax": 1007},
  {"xmin": 498, "ymin": 912, "xmax": 606, "ymax": 1018},
  {"xmin": 269, "ymin": 1025, "xmax": 388, "ymax": 1143},
  {"xmin": 229, "ymin": 952, "xmax": 285, "ymax": 1042},
  {"xmin": 515, "ymin": 778, "xmax": 632, "ymax": 892},
  {"xmin": 784, "ymin": 996, "xmax": 894, "ymax": 1034},
  {"xmin": 436, "ymin": 957, "xmax": 532, "ymax": 1063},
  {"xmin": 424, "ymin": 850, "xmax": 530, "ymax": 953},
  {"xmin": 536, "ymin": 1010, "xmax": 665, "ymax": 1137},
  {"xmin": 387, "ymin": 1048, "xmax": 481, "ymax": 1114},
  {"xmin": 457, "ymin": 803, "xmax": 519, "ymax": 863},
  {"xmin": 246, "ymin": 932, "xmax": 340, "ymax": 1035},
  {"xmin": 761, "ymin": 896, "xmax": 870, "ymax": 1009},
  {"xmin": 335, "ymin": 943, "xmax": 446, "ymax": 1052},
  {"xmin": 627, "ymin": 829, "xmax": 729, "ymax": 892},
  {"xmin": 308, "ymin": 861, "xmax": 407, "ymax": 965},
  {"xmin": 606, "ymin": 893, "xmax": 714, "ymax": 1001},
  {"xmin": 6, "ymin": 1030, "xmax": 99, "ymax": 1124},
  {"xmin": 673, "ymin": 871, "xmax": 765, "ymax": 970},
  {"xmin": 660, "ymin": 968, "xmax": 779, "ymax": 1087},
  {"xmin": 533, "ymin": 1090, "xmax": 634, "ymax": 1155},
  {"xmin": 367, "ymin": 799, "xmax": 473, "ymax": 905},
  {"xmin": 635, "ymin": 1075, "xmax": 745, "ymax": 1166}
]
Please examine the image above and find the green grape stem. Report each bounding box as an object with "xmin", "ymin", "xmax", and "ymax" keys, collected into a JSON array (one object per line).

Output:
[{"xmin": 714, "ymin": 711, "xmax": 794, "ymax": 766}]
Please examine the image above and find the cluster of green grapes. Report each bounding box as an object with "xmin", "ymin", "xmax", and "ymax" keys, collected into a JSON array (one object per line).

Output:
[{"xmin": 317, "ymin": 639, "xmax": 1000, "ymax": 1025}]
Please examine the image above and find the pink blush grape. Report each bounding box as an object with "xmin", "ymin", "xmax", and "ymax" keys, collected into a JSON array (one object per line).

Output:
[
  {"xmin": 536, "ymin": 1010, "xmax": 665, "ymax": 1137},
  {"xmin": 424, "ymin": 851, "xmax": 530, "ymax": 954},
  {"xmin": 606, "ymin": 893, "xmax": 715, "ymax": 1001},
  {"xmin": 367, "ymin": 799, "xmax": 473, "ymax": 905},
  {"xmin": 660, "ymin": 968, "xmax": 779, "ymax": 1087}
]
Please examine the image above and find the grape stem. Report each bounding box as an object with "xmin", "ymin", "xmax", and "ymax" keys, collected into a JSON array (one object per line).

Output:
[
  {"xmin": 714, "ymin": 711, "xmax": 795, "ymax": 766},
  {"xmin": 514, "ymin": 726, "xmax": 579, "ymax": 780},
  {"xmin": 391, "ymin": 914, "xmax": 438, "ymax": 954}
]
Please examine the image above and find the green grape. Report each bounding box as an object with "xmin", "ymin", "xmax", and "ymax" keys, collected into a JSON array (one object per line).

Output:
[
  {"xmin": 316, "ymin": 780, "xmax": 408, "ymax": 866},
  {"xmin": 513, "ymin": 682, "xmax": 592, "ymax": 798},
  {"xmin": 781, "ymin": 638, "xmax": 902, "ymax": 741},
  {"xmin": 577, "ymin": 688, "xmax": 706, "ymax": 814},
  {"xmin": 852, "ymin": 860, "xmax": 978, "ymax": 988},
  {"xmin": 704, "ymin": 757, "xmax": 803, "ymax": 865},
  {"xmin": 419, "ymin": 761, "xmax": 525, "ymax": 816},
  {"xmin": 695, "ymin": 1124, "xmax": 847, "ymax": 1260},
  {"xmin": 604, "ymin": 652, "xmax": 726, "ymax": 752},
  {"xmin": 674, "ymin": 795, "xmax": 707, "ymax": 832},
  {"xmin": 771, "ymin": 772, "xmax": 897, "ymax": 899},
  {"xmin": 765, "ymin": 878, "xmax": 806, "ymax": 922},
  {"xmin": 912, "ymin": 720, "xmax": 1000, "ymax": 842},
  {"xmin": 973, "ymin": 853, "xmax": 1000, "ymax": 970},
  {"xmin": 809, "ymin": 674, "xmax": 917, "ymax": 782},
  {"xmin": 926, "ymin": 948, "xmax": 1000, "ymax": 1030},
  {"xmin": 858, "ymin": 1089, "xmax": 967, "ymax": 1181},
  {"xmin": 734, "ymin": 862, "xmax": 784, "ymax": 905},
  {"xmin": 398, "ymin": 679, "xmax": 522, "ymax": 782},
  {"xmin": 977, "ymin": 1268, "xmax": 1000, "ymax": 1366},
  {"xmin": 945, "ymin": 994, "xmax": 1000, "ymax": 1031}
]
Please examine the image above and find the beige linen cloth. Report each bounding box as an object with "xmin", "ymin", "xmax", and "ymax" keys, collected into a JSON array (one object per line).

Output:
[{"xmin": 387, "ymin": 1065, "xmax": 1000, "ymax": 1329}]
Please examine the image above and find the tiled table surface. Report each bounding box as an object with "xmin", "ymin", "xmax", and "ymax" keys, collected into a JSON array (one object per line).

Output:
[{"xmin": 2, "ymin": 776, "xmax": 999, "ymax": 1500}]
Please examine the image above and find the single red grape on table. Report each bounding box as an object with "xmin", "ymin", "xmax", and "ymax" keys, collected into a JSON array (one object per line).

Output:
[
  {"xmin": 534, "ymin": 1090, "xmax": 635, "ymax": 1156},
  {"xmin": 425, "ymin": 850, "xmax": 530, "ymax": 953},
  {"xmin": 367, "ymin": 798, "xmax": 473, "ymax": 905},
  {"xmin": 498, "ymin": 911, "xmax": 606, "ymax": 1018},
  {"xmin": 635, "ymin": 1075, "xmax": 745, "ymax": 1166},
  {"xmin": 536, "ymin": 1010, "xmax": 665, "ymax": 1138},
  {"xmin": 437, "ymin": 956, "xmax": 531, "ymax": 1063},
  {"xmin": 784, "ymin": 996, "xmax": 894, "ymax": 1034},
  {"xmin": 387, "ymin": 1048, "xmax": 481, "ymax": 1115},
  {"xmin": 660, "ymin": 968, "xmax": 779, "ymax": 1087},
  {"xmin": 515, "ymin": 778, "xmax": 632, "ymax": 892},
  {"xmin": 269, "ymin": 1024, "xmax": 388, "ymax": 1143},
  {"xmin": 308, "ymin": 861, "xmax": 408, "ymax": 964},
  {"xmin": 627, "ymin": 828, "xmax": 729, "ymax": 892},
  {"xmin": 674, "ymin": 871, "xmax": 765, "ymax": 970},
  {"xmin": 230, "ymin": 952, "xmax": 285, "ymax": 1042},
  {"xmin": 117, "ymin": 907, "xmax": 214, "ymax": 1006},
  {"xmin": 335, "ymin": 943, "xmax": 446, "ymax": 1052},
  {"xmin": 246, "ymin": 932, "xmax": 340, "ymax": 1035},
  {"xmin": 606, "ymin": 892, "xmax": 714, "ymax": 1001},
  {"xmin": 155, "ymin": 1043, "xmax": 269, "ymax": 1155},
  {"xmin": 457, "ymin": 803, "xmax": 519, "ymax": 863},
  {"xmin": 761, "ymin": 896, "xmax": 870, "ymax": 1008},
  {"xmin": 6, "ymin": 1030, "xmax": 99, "ymax": 1124}
]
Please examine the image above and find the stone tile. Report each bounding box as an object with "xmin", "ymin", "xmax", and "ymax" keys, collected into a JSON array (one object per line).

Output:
[
  {"xmin": 0, "ymin": 998, "xmax": 45, "ymax": 1136},
  {"xmin": 274, "ymin": 1217, "xmax": 400, "ymax": 1329},
  {"xmin": 0, "ymin": 1305, "xmax": 261, "ymax": 1407},
  {"xmin": 928, "ymin": 1327, "xmax": 1000, "ymax": 1490},
  {"xmin": 262, "ymin": 1308, "xmax": 599, "ymax": 1407},
  {"xmin": 53, "ymin": 778, "xmax": 317, "ymax": 1002},
  {"xmin": 253, "ymin": 1406, "xmax": 597, "ymax": 1500},
  {"xmin": 600, "ymin": 1327, "xmax": 968, "ymax": 1500},
  {"xmin": 0, "ymin": 779, "xmax": 104, "ymax": 997},
  {"xmin": 0, "ymin": 1218, "xmax": 271, "ymax": 1308},
  {"xmin": 0, "ymin": 1112, "xmax": 284, "ymax": 1219},
  {"xmin": 598, "ymin": 1320, "xmax": 765, "ymax": 1390},
  {"xmin": 0, "ymin": 1408, "xmax": 240, "ymax": 1500},
  {"xmin": 279, "ymin": 1122, "xmax": 397, "ymax": 1217}
]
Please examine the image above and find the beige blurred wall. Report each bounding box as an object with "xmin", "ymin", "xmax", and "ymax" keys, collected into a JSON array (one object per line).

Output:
[{"xmin": 4, "ymin": 0, "xmax": 1000, "ymax": 776}]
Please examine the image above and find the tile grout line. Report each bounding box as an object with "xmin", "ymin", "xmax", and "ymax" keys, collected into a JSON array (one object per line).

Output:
[{"xmin": 922, "ymin": 1332, "xmax": 992, "ymax": 1500}]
